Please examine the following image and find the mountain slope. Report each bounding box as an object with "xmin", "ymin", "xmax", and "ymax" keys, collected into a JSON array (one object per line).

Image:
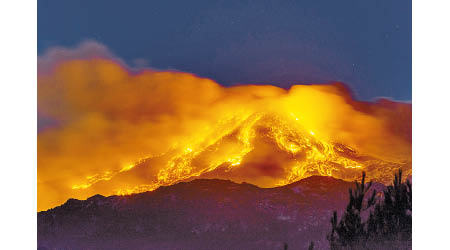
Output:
[{"xmin": 38, "ymin": 176, "xmax": 383, "ymax": 250}]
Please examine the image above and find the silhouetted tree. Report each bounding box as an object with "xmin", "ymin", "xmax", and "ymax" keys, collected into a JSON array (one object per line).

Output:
[
  {"xmin": 366, "ymin": 170, "xmax": 412, "ymax": 241},
  {"xmin": 328, "ymin": 170, "xmax": 412, "ymax": 250},
  {"xmin": 327, "ymin": 172, "xmax": 376, "ymax": 248}
]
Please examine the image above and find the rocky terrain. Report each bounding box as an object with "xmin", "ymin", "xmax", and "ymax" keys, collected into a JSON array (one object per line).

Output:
[{"xmin": 38, "ymin": 176, "xmax": 384, "ymax": 250}]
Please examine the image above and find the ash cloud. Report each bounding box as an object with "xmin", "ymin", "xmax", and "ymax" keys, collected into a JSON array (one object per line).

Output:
[{"xmin": 37, "ymin": 41, "xmax": 411, "ymax": 211}]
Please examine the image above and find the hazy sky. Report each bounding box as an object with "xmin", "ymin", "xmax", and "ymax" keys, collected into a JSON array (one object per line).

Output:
[{"xmin": 38, "ymin": 0, "xmax": 411, "ymax": 101}]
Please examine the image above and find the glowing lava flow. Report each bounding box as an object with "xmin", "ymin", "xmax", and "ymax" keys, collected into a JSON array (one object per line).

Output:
[
  {"xmin": 72, "ymin": 110, "xmax": 409, "ymax": 197},
  {"xmin": 38, "ymin": 55, "xmax": 411, "ymax": 211}
]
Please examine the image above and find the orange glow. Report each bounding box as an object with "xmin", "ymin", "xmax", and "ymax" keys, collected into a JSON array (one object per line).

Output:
[{"xmin": 37, "ymin": 58, "xmax": 411, "ymax": 211}]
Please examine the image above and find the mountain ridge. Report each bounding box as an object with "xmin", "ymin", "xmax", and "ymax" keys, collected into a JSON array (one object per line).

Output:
[{"xmin": 38, "ymin": 176, "xmax": 384, "ymax": 250}]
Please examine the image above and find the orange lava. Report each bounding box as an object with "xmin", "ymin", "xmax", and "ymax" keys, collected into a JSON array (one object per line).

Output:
[{"xmin": 38, "ymin": 57, "xmax": 411, "ymax": 211}]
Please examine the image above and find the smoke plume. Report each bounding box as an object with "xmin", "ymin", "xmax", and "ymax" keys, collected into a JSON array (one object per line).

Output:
[{"xmin": 38, "ymin": 42, "xmax": 411, "ymax": 211}]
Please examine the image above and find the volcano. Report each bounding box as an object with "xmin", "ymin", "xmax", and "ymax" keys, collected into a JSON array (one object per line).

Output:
[
  {"xmin": 38, "ymin": 58, "xmax": 411, "ymax": 213},
  {"xmin": 72, "ymin": 110, "xmax": 409, "ymax": 200},
  {"xmin": 38, "ymin": 176, "xmax": 384, "ymax": 250}
]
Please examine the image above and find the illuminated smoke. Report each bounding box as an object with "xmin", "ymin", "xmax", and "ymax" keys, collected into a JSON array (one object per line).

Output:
[{"xmin": 37, "ymin": 42, "xmax": 411, "ymax": 211}]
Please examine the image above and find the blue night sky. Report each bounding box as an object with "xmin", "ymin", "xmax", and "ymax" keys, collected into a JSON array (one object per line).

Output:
[{"xmin": 38, "ymin": 0, "xmax": 411, "ymax": 101}]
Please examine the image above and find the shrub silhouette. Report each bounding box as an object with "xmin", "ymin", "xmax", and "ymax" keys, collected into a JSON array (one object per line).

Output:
[
  {"xmin": 328, "ymin": 170, "xmax": 412, "ymax": 250},
  {"xmin": 308, "ymin": 241, "xmax": 314, "ymax": 250}
]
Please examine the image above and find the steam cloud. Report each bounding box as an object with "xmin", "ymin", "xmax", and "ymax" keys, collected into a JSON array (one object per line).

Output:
[{"xmin": 38, "ymin": 42, "xmax": 411, "ymax": 211}]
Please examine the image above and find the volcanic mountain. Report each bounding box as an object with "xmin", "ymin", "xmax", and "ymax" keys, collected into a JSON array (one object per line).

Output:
[
  {"xmin": 38, "ymin": 176, "xmax": 384, "ymax": 250},
  {"xmin": 64, "ymin": 110, "xmax": 410, "ymax": 210}
]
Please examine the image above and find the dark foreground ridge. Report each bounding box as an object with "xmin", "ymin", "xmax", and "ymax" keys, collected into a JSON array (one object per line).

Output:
[{"xmin": 38, "ymin": 176, "xmax": 383, "ymax": 250}]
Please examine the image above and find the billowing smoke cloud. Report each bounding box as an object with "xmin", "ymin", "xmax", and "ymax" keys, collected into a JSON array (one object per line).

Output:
[{"xmin": 38, "ymin": 42, "xmax": 411, "ymax": 211}]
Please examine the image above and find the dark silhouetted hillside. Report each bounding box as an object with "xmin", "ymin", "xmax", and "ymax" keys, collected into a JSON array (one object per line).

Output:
[{"xmin": 38, "ymin": 176, "xmax": 384, "ymax": 250}]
